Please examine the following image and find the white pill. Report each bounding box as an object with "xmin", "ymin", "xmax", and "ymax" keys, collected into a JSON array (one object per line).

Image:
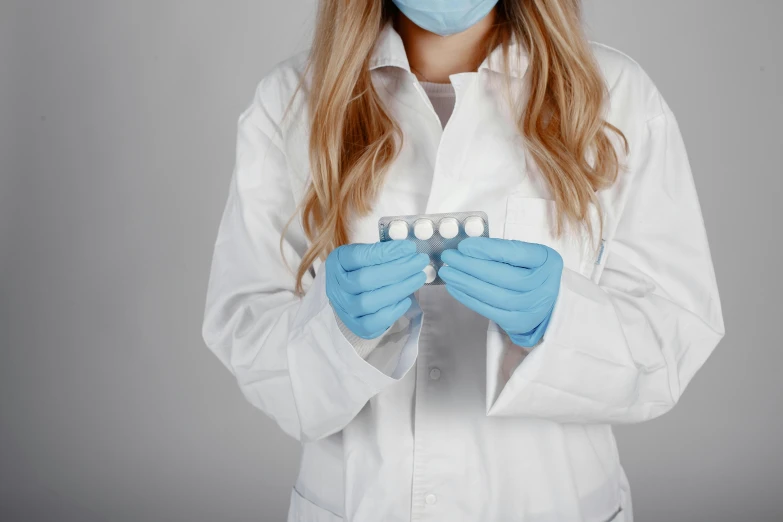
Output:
[
  {"xmin": 438, "ymin": 217, "xmax": 459, "ymax": 239},
  {"xmin": 423, "ymin": 264, "xmax": 437, "ymax": 284},
  {"xmin": 413, "ymin": 219, "xmax": 435, "ymax": 240},
  {"xmin": 464, "ymin": 216, "xmax": 485, "ymax": 237},
  {"xmin": 388, "ymin": 220, "xmax": 409, "ymax": 240}
]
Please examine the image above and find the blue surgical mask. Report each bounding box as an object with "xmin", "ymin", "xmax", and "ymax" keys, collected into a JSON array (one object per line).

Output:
[{"xmin": 392, "ymin": 0, "xmax": 500, "ymax": 37}]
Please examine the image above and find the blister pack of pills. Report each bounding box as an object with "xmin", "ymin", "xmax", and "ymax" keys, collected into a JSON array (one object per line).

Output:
[{"xmin": 378, "ymin": 211, "xmax": 490, "ymax": 285}]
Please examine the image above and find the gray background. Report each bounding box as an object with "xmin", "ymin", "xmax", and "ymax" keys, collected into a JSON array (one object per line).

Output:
[{"xmin": 1, "ymin": 1, "xmax": 781, "ymax": 521}]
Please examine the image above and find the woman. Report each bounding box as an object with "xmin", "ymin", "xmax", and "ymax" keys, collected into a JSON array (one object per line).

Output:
[{"xmin": 202, "ymin": 0, "xmax": 725, "ymax": 520}]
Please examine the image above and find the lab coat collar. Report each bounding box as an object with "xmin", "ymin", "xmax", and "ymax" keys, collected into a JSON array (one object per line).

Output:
[{"xmin": 369, "ymin": 22, "xmax": 529, "ymax": 79}]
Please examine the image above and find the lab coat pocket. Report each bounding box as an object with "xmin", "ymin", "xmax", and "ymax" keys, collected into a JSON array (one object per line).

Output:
[
  {"xmin": 288, "ymin": 487, "xmax": 344, "ymax": 522},
  {"xmin": 502, "ymin": 196, "xmax": 601, "ymax": 278}
]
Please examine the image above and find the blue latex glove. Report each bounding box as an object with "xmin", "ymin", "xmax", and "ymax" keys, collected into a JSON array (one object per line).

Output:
[
  {"xmin": 326, "ymin": 240, "xmax": 429, "ymax": 339},
  {"xmin": 439, "ymin": 237, "xmax": 564, "ymax": 348}
]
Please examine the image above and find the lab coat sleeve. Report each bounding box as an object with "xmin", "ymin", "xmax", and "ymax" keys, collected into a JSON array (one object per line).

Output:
[
  {"xmin": 202, "ymin": 85, "xmax": 422, "ymax": 442},
  {"xmin": 486, "ymin": 106, "xmax": 725, "ymax": 424}
]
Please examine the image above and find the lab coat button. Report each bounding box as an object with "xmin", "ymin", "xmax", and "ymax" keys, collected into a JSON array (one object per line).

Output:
[
  {"xmin": 425, "ymin": 494, "xmax": 437, "ymax": 505},
  {"xmin": 429, "ymin": 368, "xmax": 441, "ymax": 380}
]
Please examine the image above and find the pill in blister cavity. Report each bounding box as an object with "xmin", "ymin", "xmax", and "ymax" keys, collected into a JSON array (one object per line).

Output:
[
  {"xmin": 414, "ymin": 219, "xmax": 434, "ymax": 240},
  {"xmin": 438, "ymin": 217, "xmax": 459, "ymax": 239},
  {"xmin": 378, "ymin": 210, "xmax": 489, "ymax": 286},
  {"xmin": 464, "ymin": 216, "xmax": 485, "ymax": 237},
  {"xmin": 388, "ymin": 220, "xmax": 409, "ymax": 240}
]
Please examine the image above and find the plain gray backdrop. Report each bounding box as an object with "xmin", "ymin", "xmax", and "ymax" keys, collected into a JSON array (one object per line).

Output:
[{"xmin": 1, "ymin": 1, "xmax": 781, "ymax": 521}]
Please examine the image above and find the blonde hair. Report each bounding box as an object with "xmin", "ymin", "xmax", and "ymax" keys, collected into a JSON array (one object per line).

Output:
[{"xmin": 290, "ymin": 0, "xmax": 626, "ymax": 294}]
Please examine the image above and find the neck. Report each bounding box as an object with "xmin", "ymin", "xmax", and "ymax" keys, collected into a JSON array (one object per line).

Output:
[{"xmin": 393, "ymin": 9, "xmax": 498, "ymax": 84}]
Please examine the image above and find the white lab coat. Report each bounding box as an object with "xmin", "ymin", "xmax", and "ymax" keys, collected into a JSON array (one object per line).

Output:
[{"xmin": 202, "ymin": 24, "xmax": 724, "ymax": 522}]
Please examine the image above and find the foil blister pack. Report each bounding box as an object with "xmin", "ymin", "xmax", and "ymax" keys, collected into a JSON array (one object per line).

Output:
[{"xmin": 378, "ymin": 211, "xmax": 489, "ymax": 285}]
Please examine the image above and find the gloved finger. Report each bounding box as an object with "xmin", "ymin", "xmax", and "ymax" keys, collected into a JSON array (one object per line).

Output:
[
  {"xmin": 445, "ymin": 276, "xmax": 558, "ymax": 338},
  {"xmin": 440, "ymin": 249, "xmax": 548, "ymax": 292},
  {"xmin": 346, "ymin": 271, "xmax": 427, "ymax": 316},
  {"xmin": 509, "ymin": 315, "xmax": 552, "ymax": 348},
  {"xmin": 330, "ymin": 299, "xmax": 357, "ymax": 333},
  {"xmin": 457, "ymin": 237, "xmax": 550, "ymax": 269},
  {"xmin": 337, "ymin": 253, "xmax": 430, "ymax": 294},
  {"xmin": 354, "ymin": 297, "xmax": 412, "ymax": 339},
  {"xmin": 337, "ymin": 240, "xmax": 417, "ymax": 271},
  {"xmin": 444, "ymin": 284, "xmax": 518, "ymax": 328},
  {"xmin": 438, "ymin": 265, "xmax": 537, "ymax": 311}
]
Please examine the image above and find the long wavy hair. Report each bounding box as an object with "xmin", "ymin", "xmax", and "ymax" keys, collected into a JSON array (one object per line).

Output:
[{"xmin": 288, "ymin": 0, "xmax": 627, "ymax": 294}]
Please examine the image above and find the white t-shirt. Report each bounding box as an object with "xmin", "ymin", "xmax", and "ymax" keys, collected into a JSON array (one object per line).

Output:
[{"xmin": 420, "ymin": 80, "xmax": 456, "ymax": 128}]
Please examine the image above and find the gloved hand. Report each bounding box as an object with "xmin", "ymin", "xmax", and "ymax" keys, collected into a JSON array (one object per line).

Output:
[
  {"xmin": 439, "ymin": 237, "xmax": 563, "ymax": 348},
  {"xmin": 326, "ymin": 240, "xmax": 429, "ymax": 340}
]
